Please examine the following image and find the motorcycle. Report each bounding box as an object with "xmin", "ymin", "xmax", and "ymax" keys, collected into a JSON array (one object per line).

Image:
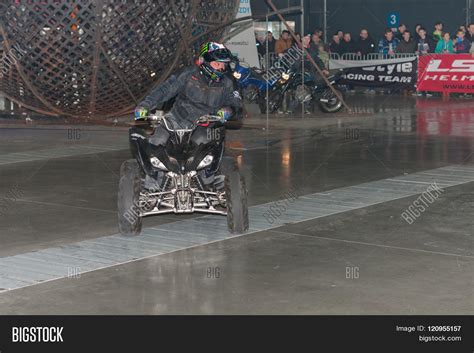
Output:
[
  {"xmin": 261, "ymin": 67, "xmax": 345, "ymax": 114},
  {"xmin": 117, "ymin": 112, "xmax": 249, "ymax": 236},
  {"xmin": 231, "ymin": 60, "xmax": 278, "ymax": 104}
]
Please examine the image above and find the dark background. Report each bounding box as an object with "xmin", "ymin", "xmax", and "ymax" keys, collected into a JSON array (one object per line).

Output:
[{"xmin": 251, "ymin": 0, "xmax": 472, "ymax": 40}]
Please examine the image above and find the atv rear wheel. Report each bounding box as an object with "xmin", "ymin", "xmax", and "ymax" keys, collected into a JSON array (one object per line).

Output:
[
  {"xmin": 221, "ymin": 157, "xmax": 249, "ymax": 234},
  {"xmin": 118, "ymin": 159, "xmax": 143, "ymax": 236}
]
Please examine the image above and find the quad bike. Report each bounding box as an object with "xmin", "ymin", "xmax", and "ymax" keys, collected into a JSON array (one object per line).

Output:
[{"xmin": 118, "ymin": 112, "xmax": 249, "ymax": 236}]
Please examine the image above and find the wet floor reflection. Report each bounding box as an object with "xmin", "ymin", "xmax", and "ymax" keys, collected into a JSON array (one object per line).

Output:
[
  {"xmin": 239, "ymin": 96, "xmax": 474, "ymax": 203},
  {"xmin": 416, "ymin": 99, "xmax": 474, "ymax": 137}
]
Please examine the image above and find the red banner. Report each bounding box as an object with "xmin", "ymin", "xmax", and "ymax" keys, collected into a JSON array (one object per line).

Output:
[{"xmin": 417, "ymin": 54, "xmax": 474, "ymax": 93}]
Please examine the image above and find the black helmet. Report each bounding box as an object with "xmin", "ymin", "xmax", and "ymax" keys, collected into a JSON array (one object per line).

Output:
[{"xmin": 198, "ymin": 42, "xmax": 233, "ymax": 82}]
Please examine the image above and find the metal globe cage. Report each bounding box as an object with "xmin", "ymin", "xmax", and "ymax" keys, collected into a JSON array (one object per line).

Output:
[{"xmin": 0, "ymin": 0, "xmax": 239, "ymax": 119}]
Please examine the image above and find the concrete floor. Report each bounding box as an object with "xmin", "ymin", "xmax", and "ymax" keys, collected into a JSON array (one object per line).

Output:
[{"xmin": 0, "ymin": 95, "xmax": 473, "ymax": 314}]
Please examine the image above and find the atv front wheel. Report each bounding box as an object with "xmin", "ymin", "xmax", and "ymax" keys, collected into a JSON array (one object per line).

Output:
[
  {"xmin": 118, "ymin": 159, "xmax": 143, "ymax": 236},
  {"xmin": 222, "ymin": 157, "xmax": 249, "ymax": 234}
]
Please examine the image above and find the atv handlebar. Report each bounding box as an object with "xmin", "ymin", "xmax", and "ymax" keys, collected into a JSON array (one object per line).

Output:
[{"xmin": 136, "ymin": 113, "xmax": 224, "ymax": 130}]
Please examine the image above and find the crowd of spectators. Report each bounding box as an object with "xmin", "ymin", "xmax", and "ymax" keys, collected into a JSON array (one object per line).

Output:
[
  {"xmin": 254, "ymin": 22, "xmax": 473, "ymax": 97},
  {"xmin": 255, "ymin": 21, "xmax": 474, "ymax": 59}
]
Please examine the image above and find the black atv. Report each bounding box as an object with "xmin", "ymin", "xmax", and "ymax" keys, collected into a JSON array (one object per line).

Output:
[{"xmin": 118, "ymin": 112, "xmax": 249, "ymax": 235}]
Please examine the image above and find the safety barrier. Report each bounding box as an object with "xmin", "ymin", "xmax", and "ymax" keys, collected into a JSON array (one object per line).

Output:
[
  {"xmin": 329, "ymin": 52, "xmax": 418, "ymax": 61},
  {"xmin": 261, "ymin": 52, "xmax": 418, "ymax": 68}
]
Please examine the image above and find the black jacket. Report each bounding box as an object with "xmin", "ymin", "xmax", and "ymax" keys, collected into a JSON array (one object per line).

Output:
[
  {"xmin": 262, "ymin": 38, "xmax": 276, "ymax": 54},
  {"xmin": 300, "ymin": 44, "xmax": 325, "ymax": 69},
  {"xmin": 340, "ymin": 39, "xmax": 356, "ymax": 54},
  {"xmin": 468, "ymin": 32, "xmax": 474, "ymax": 43},
  {"xmin": 356, "ymin": 37, "xmax": 376, "ymax": 55},
  {"xmin": 416, "ymin": 36, "xmax": 435, "ymax": 53},
  {"xmin": 137, "ymin": 66, "xmax": 243, "ymax": 129},
  {"xmin": 256, "ymin": 40, "xmax": 266, "ymax": 57},
  {"xmin": 329, "ymin": 40, "xmax": 344, "ymax": 55},
  {"xmin": 396, "ymin": 39, "xmax": 417, "ymax": 53}
]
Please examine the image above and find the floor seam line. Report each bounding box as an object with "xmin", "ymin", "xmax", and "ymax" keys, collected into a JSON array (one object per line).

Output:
[{"xmin": 270, "ymin": 230, "xmax": 474, "ymax": 259}]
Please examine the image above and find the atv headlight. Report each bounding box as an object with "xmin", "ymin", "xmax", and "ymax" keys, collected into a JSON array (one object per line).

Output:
[
  {"xmin": 197, "ymin": 154, "xmax": 214, "ymax": 170},
  {"xmin": 233, "ymin": 71, "xmax": 242, "ymax": 79},
  {"xmin": 150, "ymin": 157, "xmax": 168, "ymax": 171}
]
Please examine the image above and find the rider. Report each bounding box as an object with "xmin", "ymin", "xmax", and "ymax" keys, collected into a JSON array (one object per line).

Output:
[
  {"xmin": 134, "ymin": 42, "xmax": 243, "ymax": 128},
  {"xmin": 296, "ymin": 34, "xmax": 329, "ymax": 82},
  {"xmin": 288, "ymin": 34, "xmax": 329, "ymax": 114}
]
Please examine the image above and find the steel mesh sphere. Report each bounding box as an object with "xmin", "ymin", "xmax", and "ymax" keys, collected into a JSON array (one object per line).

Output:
[{"xmin": 0, "ymin": 0, "xmax": 239, "ymax": 118}]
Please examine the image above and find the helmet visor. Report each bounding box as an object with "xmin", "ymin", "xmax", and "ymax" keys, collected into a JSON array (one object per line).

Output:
[{"xmin": 210, "ymin": 48, "xmax": 233, "ymax": 63}]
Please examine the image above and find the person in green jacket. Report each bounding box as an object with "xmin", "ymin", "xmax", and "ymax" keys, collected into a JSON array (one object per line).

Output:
[
  {"xmin": 317, "ymin": 42, "xmax": 330, "ymax": 68},
  {"xmin": 435, "ymin": 32, "xmax": 454, "ymax": 53}
]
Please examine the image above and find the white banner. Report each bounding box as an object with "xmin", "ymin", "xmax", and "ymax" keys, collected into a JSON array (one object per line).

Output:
[{"xmin": 224, "ymin": 0, "xmax": 260, "ymax": 68}]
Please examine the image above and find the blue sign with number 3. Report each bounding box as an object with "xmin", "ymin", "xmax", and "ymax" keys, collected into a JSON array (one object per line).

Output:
[{"xmin": 387, "ymin": 12, "xmax": 400, "ymax": 28}]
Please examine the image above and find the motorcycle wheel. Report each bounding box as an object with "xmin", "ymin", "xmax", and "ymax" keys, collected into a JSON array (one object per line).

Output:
[
  {"xmin": 243, "ymin": 86, "xmax": 258, "ymax": 103},
  {"xmin": 319, "ymin": 89, "xmax": 344, "ymax": 113},
  {"xmin": 258, "ymin": 90, "xmax": 283, "ymax": 114},
  {"xmin": 221, "ymin": 157, "xmax": 249, "ymax": 234},
  {"xmin": 118, "ymin": 159, "xmax": 143, "ymax": 236}
]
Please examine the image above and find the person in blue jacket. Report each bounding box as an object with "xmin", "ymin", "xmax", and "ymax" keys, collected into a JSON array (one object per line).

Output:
[{"xmin": 378, "ymin": 29, "xmax": 399, "ymax": 57}]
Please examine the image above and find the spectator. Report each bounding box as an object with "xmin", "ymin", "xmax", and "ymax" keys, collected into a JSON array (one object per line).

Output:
[
  {"xmin": 435, "ymin": 32, "xmax": 454, "ymax": 53},
  {"xmin": 414, "ymin": 23, "xmax": 423, "ymax": 40},
  {"xmin": 340, "ymin": 33, "xmax": 356, "ymax": 92},
  {"xmin": 318, "ymin": 42, "xmax": 330, "ymax": 69},
  {"xmin": 377, "ymin": 29, "xmax": 399, "ymax": 94},
  {"xmin": 262, "ymin": 31, "xmax": 276, "ymax": 54},
  {"xmin": 311, "ymin": 32, "xmax": 322, "ymax": 48},
  {"xmin": 294, "ymin": 32, "xmax": 302, "ymax": 45},
  {"xmin": 275, "ymin": 30, "xmax": 292, "ymax": 56},
  {"xmin": 329, "ymin": 32, "xmax": 344, "ymax": 55},
  {"xmin": 356, "ymin": 28, "xmax": 376, "ymax": 56},
  {"xmin": 297, "ymin": 35, "xmax": 327, "ymax": 74},
  {"xmin": 454, "ymin": 29, "xmax": 471, "ymax": 53},
  {"xmin": 468, "ymin": 25, "xmax": 474, "ymax": 55},
  {"xmin": 415, "ymin": 27, "xmax": 435, "ymax": 54},
  {"xmin": 397, "ymin": 31, "xmax": 417, "ymax": 53},
  {"xmin": 340, "ymin": 32, "xmax": 356, "ymax": 54},
  {"xmin": 290, "ymin": 35, "xmax": 328, "ymax": 113},
  {"xmin": 466, "ymin": 23, "xmax": 474, "ymax": 43},
  {"xmin": 378, "ymin": 28, "xmax": 399, "ymax": 55},
  {"xmin": 356, "ymin": 28, "xmax": 376, "ymax": 94},
  {"xmin": 336, "ymin": 30, "xmax": 343, "ymax": 40},
  {"xmin": 432, "ymin": 21, "xmax": 443, "ymax": 43},
  {"xmin": 313, "ymin": 27, "xmax": 324, "ymax": 43},
  {"xmin": 396, "ymin": 24, "xmax": 407, "ymax": 40},
  {"xmin": 255, "ymin": 34, "xmax": 266, "ymax": 57}
]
